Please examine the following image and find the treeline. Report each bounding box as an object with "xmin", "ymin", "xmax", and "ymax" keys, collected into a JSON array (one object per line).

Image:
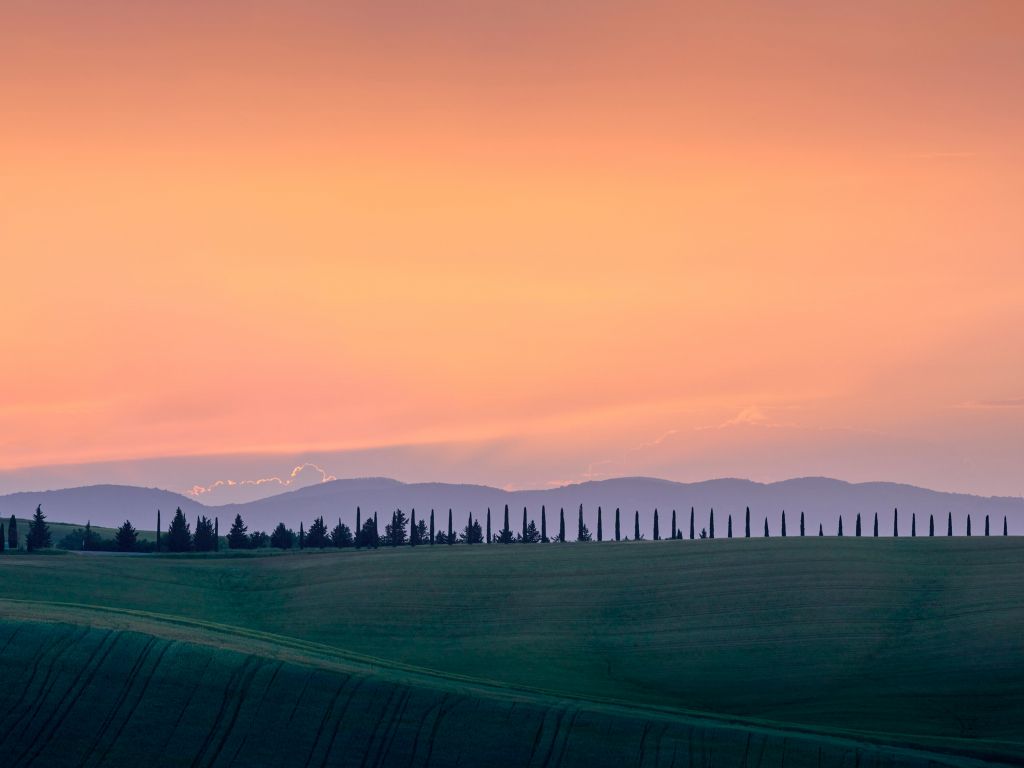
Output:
[{"xmin": 0, "ymin": 504, "xmax": 1012, "ymax": 555}]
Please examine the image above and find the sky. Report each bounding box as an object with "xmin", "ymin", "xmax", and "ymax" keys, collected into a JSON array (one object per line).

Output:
[{"xmin": 1, "ymin": 1, "xmax": 1022, "ymax": 500}]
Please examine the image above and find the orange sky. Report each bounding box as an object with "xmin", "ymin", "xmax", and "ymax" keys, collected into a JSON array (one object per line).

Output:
[{"xmin": 2, "ymin": 1, "xmax": 1022, "ymax": 495}]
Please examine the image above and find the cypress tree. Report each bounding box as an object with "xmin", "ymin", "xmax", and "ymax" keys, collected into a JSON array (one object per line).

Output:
[
  {"xmin": 468, "ymin": 512, "xmax": 475, "ymax": 544},
  {"xmin": 690, "ymin": 507, "xmax": 695, "ymax": 540},
  {"xmin": 8, "ymin": 515, "xmax": 18, "ymax": 550},
  {"xmin": 947, "ymin": 511, "xmax": 953, "ymax": 536},
  {"xmin": 411, "ymin": 509, "xmax": 418, "ymax": 546},
  {"xmin": 374, "ymin": 512, "xmax": 379, "ymax": 545},
  {"xmin": 745, "ymin": 506, "xmax": 750, "ymax": 538},
  {"xmin": 653, "ymin": 509, "xmax": 660, "ymax": 541},
  {"xmin": 541, "ymin": 506, "xmax": 548, "ymax": 543},
  {"xmin": 873, "ymin": 513, "xmax": 879, "ymax": 537},
  {"xmin": 522, "ymin": 507, "xmax": 528, "ymax": 542},
  {"xmin": 578, "ymin": 504, "xmax": 585, "ymax": 541},
  {"xmin": 818, "ymin": 523, "xmax": 823, "ymax": 536},
  {"xmin": 709, "ymin": 509, "xmax": 715, "ymax": 539},
  {"xmin": 781, "ymin": 510, "xmax": 787, "ymax": 537},
  {"xmin": 764, "ymin": 518, "xmax": 769, "ymax": 537},
  {"xmin": 929, "ymin": 514, "xmax": 934, "ymax": 536},
  {"xmin": 156, "ymin": 509, "xmax": 161, "ymax": 552},
  {"xmin": 597, "ymin": 506, "xmax": 603, "ymax": 542},
  {"xmin": 356, "ymin": 507, "xmax": 362, "ymax": 548},
  {"xmin": 614, "ymin": 508, "xmax": 620, "ymax": 541},
  {"xmin": 1004, "ymin": 516, "xmax": 1008, "ymax": 536},
  {"xmin": 0, "ymin": 523, "xmax": 4, "ymax": 553},
  {"xmin": 448, "ymin": 509, "xmax": 453, "ymax": 545},
  {"xmin": 855, "ymin": 513, "xmax": 861, "ymax": 537},
  {"xmin": 430, "ymin": 509, "xmax": 435, "ymax": 544},
  {"xmin": 634, "ymin": 510, "xmax": 640, "ymax": 541},
  {"xmin": 559, "ymin": 508, "xmax": 566, "ymax": 542},
  {"xmin": 838, "ymin": 515, "xmax": 843, "ymax": 537},
  {"xmin": 727, "ymin": 515, "xmax": 733, "ymax": 538},
  {"xmin": 299, "ymin": 521, "xmax": 305, "ymax": 549},
  {"xmin": 671, "ymin": 510, "xmax": 677, "ymax": 540},
  {"xmin": 967, "ymin": 514, "xmax": 972, "ymax": 536},
  {"xmin": 985, "ymin": 515, "xmax": 989, "ymax": 536},
  {"xmin": 215, "ymin": 517, "xmax": 219, "ymax": 550},
  {"xmin": 893, "ymin": 508, "xmax": 898, "ymax": 537},
  {"xmin": 800, "ymin": 511, "xmax": 805, "ymax": 537},
  {"xmin": 911, "ymin": 512, "xmax": 916, "ymax": 537},
  {"xmin": 487, "ymin": 508, "xmax": 492, "ymax": 543}
]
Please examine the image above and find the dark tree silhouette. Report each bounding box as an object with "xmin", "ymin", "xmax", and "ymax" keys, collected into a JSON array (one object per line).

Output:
[
  {"xmin": 270, "ymin": 522, "xmax": 295, "ymax": 549},
  {"xmin": 305, "ymin": 516, "xmax": 330, "ymax": 548},
  {"xmin": 614, "ymin": 508, "xmax": 620, "ymax": 541},
  {"xmin": 167, "ymin": 507, "xmax": 192, "ymax": 552},
  {"xmin": 26, "ymin": 508, "xmax": 51, "ymax": 554},
  {"xmin": 699, "ymin": 527, "xmax": 707, "ymax": 539},
  {"xmin": 215, "ymin": 517, "xmax": 219, "ymax": 551},
  {"xmin": 115, "ymin": 520, "xmax": 138, "ymax": 552},
  {"xmin": 671, "ymin": 509, "xmax": 677, "ymax": 540},
  {"xmin": 386, "ymin": 509, "xmax": 408, "ymax": 546},
  {"xmin": 709, "ymin": 509, "xmax": 715, "ymax": 539},
  {"xmin": 523, "ymin": 519, "xmax": 541, "ymax": 543},
  {"xmin": 577, "ymin": 504, "xmax": 592, "ymax": 542},
  {"xmin": 298, "ymin": 521, "xmax": 306, "ymax": 550},
  {"xmin": 800, "ymin": 511, "xmax": 805, "ymax": 537},
  {"xmin": 487, "ymin": 508, "xmax": 492, "ymax": 543},
  {"xmin": 1005, "ymin": 516, "xmax": 1009, "ymax": 536},
  {"xmin": 691, "ymin": 507, "xmax": 696, "ymax": 540},
  {"xmin": 559, "ymin": 508, "xmax": 566, "ymax": 543},
  {"xmin": 893, "ymin": 508, "xmax": 898, "ymax": 537},
  {"xmin": 332, "ymin": 519, "xmax": 353, "ymax": 548},
  {"xmin": 156, "ymin": 509, "xmax": 161, "ymax": 553},
  {"xmin": 84, "ymin": 521, "xmax": 93, "ymax": 551},
  {"xmin": 597, "ymin": 506, "xmax": 603, "ymax": 542},
  {"xmin": 497, "ymin": 505, "xmax": 515, "ymax": 544},
  {"xmin": 461, "ymin": 514, "xmax": 483, "ymax": 544},
  {"xmin": 360, "ymin": 517, "xmax": 379, "ymax": 548},
  {"xmin": 0, "ymin": 522, "xmax": 5, "ymax": 553},
  {"xmin": 818, "ymin": 523, "xmax": 823, "ymax": 536},
  {"xmin": 653, "ymin": 509, "xmax": 660, "ymax": 541},
  {"xmin": 929, "ymin": 514, "xmax": 935, "ymax": 536},
  {"xmin": 249, "ymin": 530, "xmax": 269, "ymax": 548},
  {"xmin": 838, "ymin": 515, "xmax": 843, "ymax": 537},
  {"xmin": 727, "ymin": 515, "xmax": 733, "ymax": 538},
  {"xmin": 227, "ymin": 513, "xmax": 249, "ymax": 549},
  {"xmin": 873, "ymin": 513, "xmax": 879, "ymax": 537},
  {"xmin": 194, "ymin": 516, "xmax": 217, "ymax": 551},
  {"xmin": 764, "ymin": 518, "xmax": 769, "ymax": 537},
  {"xmin": 355, "ymin": 507, "xmax": 362, "ymax": 548},
  {"xmin": 447, "ymin": 509, "xmax": 454, "ymax": 545},
  {"xmin": 985, "ymin": 515, "xmax": 990, "ymax": 536},
  {"xmin": 8, "ymin": 515, "xmax": 18, "ymax": 550},
  {"xmin": 634, "ymin": 510, "xmax": 641, "ymax": 541},
  {"xmin": 947, "ymin": 511, "xmax": 953, "ymax": 536},
  {"xmin": 911, "ymin": 513, "xmax": 916, "ymax": 537},
  {"xmin": 541, "ymin": 505, "xmax": 549, "ymax": 543},
  {"xmin": 855, "ymin": 513, "xmax": 861, "ymax": 537},
  {"xmin": 967, "ymin": 514, "xmax": 972, "ymax": 536},
  {"xmin": 745, "ymin": 506, "xmax": 750, "ymax": 538},
  {"xmin": 523, "ymin": 507, "xmax": 529, "ymax": 542},
  {"xmin": 410, "ymin": 510, "xmax": 419, "ymax": 546},
  {"xmin": 781, "ymin": 510, "xmax": 787, "ymax": 537},
  {"xmin": 429, "ymin": 509, "xmax": 435, "ymax": 545}
]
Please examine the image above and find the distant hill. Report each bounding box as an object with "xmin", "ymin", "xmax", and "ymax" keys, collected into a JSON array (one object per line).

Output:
[{"xmin": 3, "ymin": 476, "xmax": 1020, "ymax": 538}]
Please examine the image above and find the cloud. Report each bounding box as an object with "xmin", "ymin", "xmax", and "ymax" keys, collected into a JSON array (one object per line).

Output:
[{"xmin": 185, "ymin": 462, "xmax": 337, "ymax": 499}]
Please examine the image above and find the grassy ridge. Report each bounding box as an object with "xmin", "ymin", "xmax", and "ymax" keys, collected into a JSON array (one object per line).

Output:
[{"xmin": 1, "ymin": 538, "xmax": 1022, "ymax": 764}]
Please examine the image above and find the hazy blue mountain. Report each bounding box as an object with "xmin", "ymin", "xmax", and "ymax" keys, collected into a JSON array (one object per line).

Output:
[{"xmin": 5, "ymin": 476, "xmax": 1019, "ymax": 539}]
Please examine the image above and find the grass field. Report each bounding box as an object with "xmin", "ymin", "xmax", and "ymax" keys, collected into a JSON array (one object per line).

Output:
[{"xmin": 1, "ymin": 538, "xmax": 1022, "ymax": 766}]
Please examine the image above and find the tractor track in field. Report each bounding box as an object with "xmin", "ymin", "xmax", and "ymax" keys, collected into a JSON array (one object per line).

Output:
[{"xmin": 0, "ymin": 597, "xmax": 1019, "ymax": 768}]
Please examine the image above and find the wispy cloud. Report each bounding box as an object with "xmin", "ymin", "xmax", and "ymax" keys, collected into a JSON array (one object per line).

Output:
[{"xmin": 185, "ymin": 462, "xmax": 337, "ymax": 498}]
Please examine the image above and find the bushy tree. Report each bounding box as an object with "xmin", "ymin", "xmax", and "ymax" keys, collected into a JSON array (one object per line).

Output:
[
  {"xmin": 699, "ymin": 527, "xmax": 707, "ymax": 539},
  {"xmin": 26, "ymin": 505, "xmax": 51, "ymax": 551},
  {"xmin": 523, "ymin": 520, "xmax": 541, "ymax": 543},
  {"xmin": 249, "ymin": 530, "xmax": 270, "ymax": 548},
  {"xmin": 383, "ymin": 510, "xmax": 408, "ymax": 547},
  {"xmin": 194, "ymin": 516, "xmax": 217, "ymax": 552},
  {"xmin": 115, "ymin": 520, "xmax": 138, "ymax": 552},
  {"xmin": 227, "ymin": 513, "xmax": 249, "ymax": 549},
  {"xmin": 167, "ymin": 507, "xmax": 192, "ymax": 552},
  {"xmin": 460, "ymin": 515, "xmax": 483, "ymax": 544},
  {"xmin": 415, "ymin": 519, "xmax": 427, "ymax": 545},
  {"xmin": 360, "ymin": 517, "xmax": 379, "ymax": 548},
  {"xmin": 270, "ymin": 523, "xmax": 295, "ymax": 549}
]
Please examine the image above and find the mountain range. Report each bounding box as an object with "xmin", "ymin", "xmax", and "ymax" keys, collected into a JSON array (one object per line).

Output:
[{"xmin": 1, "ymin": 476, "xmax": 1020, "ymax": 538}]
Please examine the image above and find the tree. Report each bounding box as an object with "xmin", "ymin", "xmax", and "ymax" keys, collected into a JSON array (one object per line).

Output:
[
  {"xmin": 855, "ymin": 513, "xmax": 861, "ymax": 537},
  {"xmin": 1005, "ymin": 516, "xmax": 1009, "ymax": 536},
  {"xmin": 893, "ymin": 508, "xmax": 898, "ymax": 537},
  {"xmin": 303, "ymin": 516, "xmax": 328, "ymax": 548},
  {"xmin": 690, "ymin": 507, "xmax": 695, "ymax": 540},
  {"xmin": 461, "ymin": 514, "xmax": 483, "ymax": 544},
  {"xmin": 249, "ymin": 530, "xmax": 270, "ymax": 548},
  {"xmin": 415, "ymin": 519, "xmax": 427, "ymax": 545},
  {"xmin": 359, "ymin": 517, "xmax": 379, "ymax": 548},
  {"xmin": 709, "ymin": 509, "xmax": 715, "ymax": 539},
  {"xmin": 215, "ymin": 517, "xmax": 219, "ymax": 551},
  {"xmin": 270, "ymin": 523, "xmax": 294, "ymax": 549},
  {"xmin": 577, "ymin": 504, "xmax": 592, "ymax": 542},
  {"xmin": 837, "ymin": 515, "xmax": 843, "ymax": 537},
  {"xmin": 410, "ymin": 510, "xmax": 419, "ymax": 546},
  {"xmin": 670, "ymin": 509, "xmax": 676, "ymax": 540},
  {"xmin": 523, "ymin": 520, "xmax": 541, "ymax": 543},
  {"xmin": 27, "ymin": 509, "xmax": 51, "ymax": 554},
  {"xmin": 156, "ymin": 509, "xmax": 161, "ymax": 552},
  {"xmin": 744, "ymin": 507, "xmax": 750, "ymax": 538},
  {"xmin": 497, "ymin": 505, "xmax": 515, "ymax": 544},
  {"xmin": 764, "ymin": 518, "xmax": 769, "ymax": 537},
  {"xmin": 167, "ymin": 507, "xmax": 192, "ymax": 552},
  {"xmin": 634, "ymin": 510, "xmax": 640, "ymax": 541},
  {"xmin": 447, "ymin": 509, "xmax": 453, "ymax": 545},
  {"xmin": 800, "ymin": 511, "xmax": 805, "ymax": 537},
  {"xmin": 522, "ymin": 507, "xmax": 529, "ymax": 542},
  {"xmin": 298, "ymin": 522, "xmax": 306, "ymax": 549},
  {"xmin": 929, "ymin": 514, "xmax": 935, "ymax": 536},
  {"xmin": 8, "ymin": 515, "xmax": 18, "ymax": 550},
  {"xmin": 429, "ymin": 509, "xmax": 435, "ymax": 545},
  {"xmin": 355, "ymin": 507, "xmax": 363, "ymax": 548},
  {"xmin": 115, "ymin": 520, "xmax": 138, "ymax": 552},
  {"xmin": 727, "ymin": 515, "xmax": 733, "ymax": 538},
  {"xmin": 0, "ymin": 523, "xmax": 4, "ymax": 553},
  {"xmin": 487, "ymin": 508, "xmax": 492, "ymax": 543},
  {"xmin": 947, "ymin": 511, "xmax": 953, "ymax": 536},
  {"xmin": 559, "ymin": 508, "xmax": 566, "ymax": 543},
  {"xmin": 818, "ymin": 523, "xmax": 823, "ymax": 536},
  {"xmin": 194, "ymin": 516, "xmax": 217, "ymax": 552},
  {"xmin": 781, "ymin": 510, "xmax": 787, "ymax": 537},
  {"xmin": 699, "ymin": 527, "xmax": 707, "ymax": 539},
  {"xmin": 597, "ymin": 507, "xmax": 603, "ymax": 542},
  {"xmin": 227, "ymin": 513, "xmax": 249, "ymax": 549},
  {"xmin": 873, "ymin": 513, "xmax": 879, "ymax": 537},
  {"xmin": 653, "ymin": 509, "xmax": 660, "ymax": 541},
  {"xmin": 614, "ymin": 508, "xmax": 621, "ymax": 541},
  {"xmin": 541, "ymin": 505, "xmax": 548, "ymax": 543},
  {"xmin": 911, "ymin": 513, "xmax": 916, "ymax": 537},
  {"xmin": 84, "ymin": 520, "xmax": 93, "ymax": 551},
  {"xmin": 386, "ymin": 510, "xmax": 408, "ymax": 547},
  {"xmin": 966, "ymin": 514, "xmax": 972, "ymax": 536},
  {"xmin": 985, "ymin": 515, "xmax": 990, "ymax": 536}
]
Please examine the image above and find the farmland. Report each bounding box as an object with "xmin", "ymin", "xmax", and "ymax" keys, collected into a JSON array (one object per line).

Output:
[{"xmin": 1, "ymin": 537, "xmax": 1022, "ymax": 766}]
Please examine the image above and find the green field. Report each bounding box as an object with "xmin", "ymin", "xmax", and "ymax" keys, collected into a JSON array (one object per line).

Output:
[{"xmin": 0, "ymin": 538, "xmax": 1021, "ymax": 766}]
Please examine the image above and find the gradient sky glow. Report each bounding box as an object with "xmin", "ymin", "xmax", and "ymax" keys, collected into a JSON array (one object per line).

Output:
[{"xmin": 2, "ymin": 1, "xmax": 1023, "ymax": 496}]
